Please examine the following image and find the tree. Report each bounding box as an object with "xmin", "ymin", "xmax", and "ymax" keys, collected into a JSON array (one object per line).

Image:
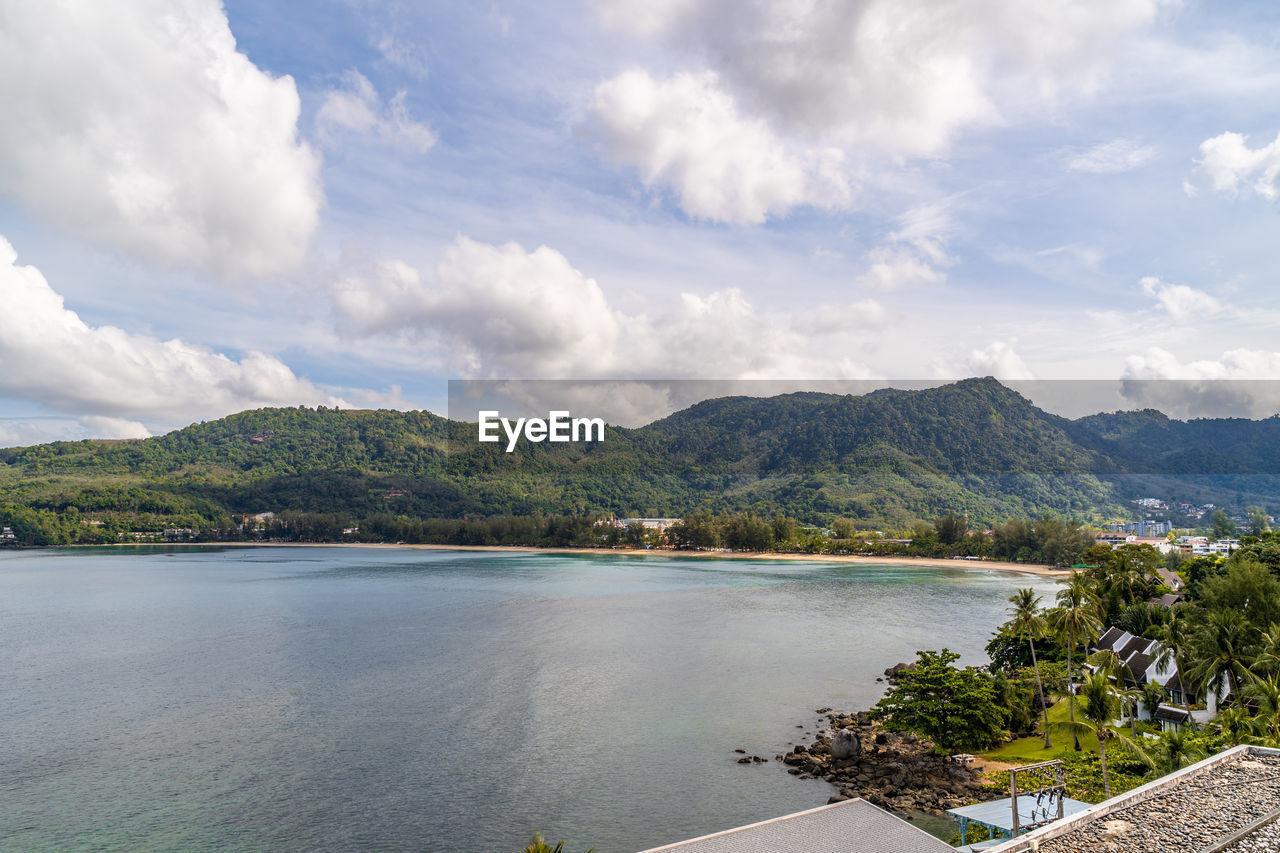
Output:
[
  {"xmin": 1149, "ymin": 728, "xmax": 1205, "ymax": 776},
  {"xmin": 1212, "ymin": 509, "xmax": 1236, "ymax": 540},
  {"xmin": 1252, "ymin": 623, "xmax": 1280, "ymax": 680},
  {"xmin": 1197, "ymin": 555, "xmax": 1280, "ymax": 633},
  {"xmin": 935, "ymin": 512, "xmax": 967, "ymax": 545},
  {"xmin": 522, "ymin": 831, "xmax": 594, "ymax": 853},
  {"xmin": 1008, "ymin": 588, "xmax": 1052, "ymax": 748},
  {"xmin": 1140, "ymin": 681, "xmax": 1167, "ymax": 726},
  {"xmin": 1248, "ymin": 506, "xmax": 1270, "ymax": 537},
  {"xmin": 1188, "ymin": 608, "xmax": 1256, "ymax": 709},
  {"xmin": 1245, "ymin": 676, "xmax": 1280, "ymax": 744},
  {"xmin": 1053, "ymin": 672, "xmax": 1152, "ymax": 799},
  {"xmin": 869, "ymin": 649, "xmax": 1010, "ymax": 751},
  {"xmin": 1048, "ymin": 571, "xmax": 1102, "ymax": 750},
  {"xmin": 1153, "ymin": 607, "xmax": 1194, "ymax": 705}
]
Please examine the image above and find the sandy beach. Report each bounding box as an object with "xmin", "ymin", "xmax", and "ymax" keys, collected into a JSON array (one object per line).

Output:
[
  {"xmin": 315, "ymin": 542, "xmax": 1070, "ymax": 577},
  {"xmin": 65, "ymin": 540, "xmax": 1069, "ymax": 576}
]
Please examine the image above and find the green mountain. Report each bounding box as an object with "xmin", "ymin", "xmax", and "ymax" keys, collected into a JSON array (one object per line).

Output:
[{"xmin": 1, "ymin": 378, "xmax": 1276, "ymax": 541}]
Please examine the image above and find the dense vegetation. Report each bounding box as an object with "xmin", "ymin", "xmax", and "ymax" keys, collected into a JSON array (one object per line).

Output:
[
  {"xmin": 1, "ymin": 378, "xmax": 1276, "ymax": 545},
  {"xmin": 973, "ymin": 534, "xmax": 1280, "ymax": 800}
]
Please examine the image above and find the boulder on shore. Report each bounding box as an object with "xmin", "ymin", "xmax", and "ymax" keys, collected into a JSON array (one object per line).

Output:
[{"xmin": 830, "ymin": 728, "xmax": 861, "ymax": 760}]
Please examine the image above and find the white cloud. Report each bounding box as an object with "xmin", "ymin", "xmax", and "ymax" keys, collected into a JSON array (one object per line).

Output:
[
  {"xmin": 594, "ymin": 0, "xmax": 1168, "ymax": 156},
  {"xmin": 1121, "ymin": 347, "xmax": 1280, "ymax": 417},
  {"xmin": 330, "ymin": 236, "xmax": 869, "ymax": 379},
  {"xmin": 590, "ymin": 70, "xmax": 850, "ymax": 223},
  {"xmin": 810, "ymin": 300, "xmax": 889, "ymax": 335},
  {"xmin": 316, "ymin": 69, "xmax": 437, "ymax": 154},
  {"xmin": 1068, "ymin": 138, "xmax": 1158, "ymax": 173},
  {"xmin": 1191, "ymin": 130, "xmax": 1280, "ymax": 199},
  {"xmin": 1140, "ymin": 275, "xmax": 1221, "ymax": 322},
  {"xmin": 855, "ymin": 201, "xmax": 953, "ymax": 290},
  {"xmin": 77, "ymin": 416, "xmax": 153, "ymax": 440},
  {"xmin": 0, "ymin": 235, "xmax": 347, "ymax": 423},
  {"xmin": 1124, "ymin": 347, "xmax": 1280, "ymax": 381},
  {"xmin": 372, "ymin": 31, "xmax": 431, "ymax": 79},
  {"xmin": 964, "ymin": 340, "xmax": 1035, "ymax": 380},
  {"xmin": 0, "ymin": 0, "xmax": 321, "ymax": 278},
  {"xmin": 856, "ymin": 248, "xmax": 946, "ymax": 291}
]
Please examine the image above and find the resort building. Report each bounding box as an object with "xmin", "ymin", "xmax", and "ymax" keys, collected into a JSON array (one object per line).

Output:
[
  {"xmin": 598, "ymin": 517, "xmax": 682, "ymax": 532},
  {"xmin": 1090, "ymin": 625, "xmax": 1217, "ymax": 730}
]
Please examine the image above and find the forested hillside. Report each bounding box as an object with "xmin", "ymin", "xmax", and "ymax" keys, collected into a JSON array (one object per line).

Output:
[{"xmin": 1, "ymin": 378, "xmax": 1276, "ymax": 544}]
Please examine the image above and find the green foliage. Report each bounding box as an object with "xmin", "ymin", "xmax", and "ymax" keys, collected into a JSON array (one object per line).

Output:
[
  {"xmin": 521, "ymin": 831, "xmax": 594, "ymax": 853},
  {"xmin": 1212, "ymin": 509, "xmax": 1237, "ymax": 540},
  {"xmin": 869, "ymin": 648, "xmax": 1010, "ymax": 751},
  {"xmin": 0, "ymin": 382, "xmax": 1277, "ymax": 544},
  {"xmin": 1056, "ymin": 750, "xmax": 1146, "ymax": 803}
]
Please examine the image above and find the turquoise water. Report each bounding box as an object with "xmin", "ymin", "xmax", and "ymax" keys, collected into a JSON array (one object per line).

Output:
[{"xmin": 0, "ymin": 546, "xmax": 1055, "ymax": 852}]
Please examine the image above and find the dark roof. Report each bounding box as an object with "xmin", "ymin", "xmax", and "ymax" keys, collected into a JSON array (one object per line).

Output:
[
  {"xmin": 639, "ymin": 798, "xmax": 954, "ymax": 853},
  {"xmin": 1154, "ymin": 704, "xmax": 1193, "ymax": 723},
  {"xmin": 1150, "ymin": 593, "xmax": 1183, "ymax": 608},
  {"xmin": 1162, "ymin": 671, "xmax": 1184, "ymax": 693},
  {"xmin": 1095, "ymin": 626, "xmax": 1126, "ymax": 651},
  {"xmin": 1124, "ymin": 652, "xmax": 1152, "ymax": 684},
  {"xmin": 1118, "ymin": 634, "xmax": 1153, "ymax": 659}
]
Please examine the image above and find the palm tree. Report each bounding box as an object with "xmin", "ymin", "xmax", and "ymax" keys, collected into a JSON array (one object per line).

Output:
[
  {"xmin": 1049, "ymin": 571, "xmax": 1102, "ymax": 750},
  {"xmin": 1245, "ymin": 675, "xmax": 1280, "ymax": 744},
  {"xmin": 1251, "ymin": 623, "xmax": 1280, "ymax": 680},
  {"xmin": 1149, "ymin": 727, "xmax": 1205, "ymax": 776},
  {"xmin": 1140, "ymin": 681, "xmax": 1167, "ymax": 728},
  {"xmin": 1052, "ymin": 672, "xmax": 1153, "ymax": 799},
  {"xmin": 1086, "ymin": 647, "xmax": 1142, "ymax": 737},
  {"xmin": 1008, "ymin": 587, "xmax": 1052, "ymax": 748},
  {"xmin": 1213, "ymin": 706, "xmax": 1258, "ymax": 747},
  {"xmin": 1188, "ymin": 608, "xmax": 1256, "ymax": 710},
  {"xmin": 522, "ymin": 832, "xmax": 595, "ymax": 853},
  {"xmin": 1153, "ymin": 608, "xmax": 1193, "ymax": 706}
]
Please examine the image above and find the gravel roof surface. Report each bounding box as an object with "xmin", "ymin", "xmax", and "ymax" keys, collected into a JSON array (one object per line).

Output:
[{"xmin": 1032, "ymin": 753, "xmax": 1280, "ymax": 853}]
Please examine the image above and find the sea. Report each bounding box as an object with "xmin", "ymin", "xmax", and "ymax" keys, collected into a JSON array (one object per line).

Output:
[{"xmin": 0, "ymin": 546, "xmax": 1057, "ymax": 852}]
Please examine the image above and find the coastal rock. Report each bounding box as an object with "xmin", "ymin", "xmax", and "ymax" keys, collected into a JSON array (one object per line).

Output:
[
  {"xmin": 777, "ymin": 708, "xmax": 987, "ymax": 815},
  {"xmin": 883, "ymin": 662, "xmax": 918, "ymax": 682},
  {"xmin": 831, "ymin": 729, "xmax": 861, "ymax": 760}
]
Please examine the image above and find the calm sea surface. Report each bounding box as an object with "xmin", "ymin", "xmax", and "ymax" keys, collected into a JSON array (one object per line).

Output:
[{"xmin": 0, "ymin": 546, "xmax": 1057, "ymax": 852}]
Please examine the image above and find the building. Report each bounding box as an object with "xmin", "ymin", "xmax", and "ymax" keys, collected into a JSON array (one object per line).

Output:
[
  {"xmin": 0, "ymin": 526, "xmax": 15, "ymax": 544},
  {"xmin": 636, "ymin": 797, "xmax": 954, "ymax": 853},
  {"xmin": 1091, "ymin": 626, "xmax": 1217, "ymax": 730},
  {"xmin": 987, "ymin": 746, "xmax": 1280, "ymax": 852},
  {"xmin": 599, "ymin": 517, "xmax": 682, "ymax": 532},
  {"xmin": 1108, "ymin": 519, "xmax": 1172, "ymax": 537}
]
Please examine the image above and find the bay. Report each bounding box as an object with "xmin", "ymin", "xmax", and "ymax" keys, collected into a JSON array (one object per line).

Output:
[{"xmin": 0, "ymin": 546, "xmax": 1057, "ymax": 852}]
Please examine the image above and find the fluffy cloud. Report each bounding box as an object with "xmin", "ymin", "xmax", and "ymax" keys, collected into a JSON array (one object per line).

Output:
[
  {"xmin": 317, "ymin": 70, "xmax": 437, "ymax": 153},
  {"xmin": 331, "ymin": 236, "xmax": 868, "ymax": 379},
  {"xmin": 1121, "ymin": 347, "xmax": 1280, "ymax": 417},
  {"xmin": 1140, "ymin": 276, "xmax": 1221, "ymax": 322},
  {"xmin": 595, "ymin": 0, "xmax": 1166, "ymax": 155},
  {"xmin": 0, "ymin": 235, "xmax": 346, "ymax": 424},
  {"xmin": 1124, "ymin": 347, "xmax": 1280, "ymax": 381},
  {"xmin": 590, "ymin": 70, "xmax": 850, "ymax": 223},
  {"xmin": 0, "ymin": 0, "xmax": 321, "ymax": 278},
  {"xmin": 1191, "ymin": 130, "xmax": 1280, "ymax": 199},
  {"xmin": 1068, "ymin": 139, "xmax": 1158, "ymax": 173},
  {"xmin": 965, "ymin": 340, "xmax": 1035, "ymax": 380}
]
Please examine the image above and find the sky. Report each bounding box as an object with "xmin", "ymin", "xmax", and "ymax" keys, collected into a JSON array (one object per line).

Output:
[{"xmin": 3, "ymin": 0, "xmax": 1280, "ymax": 445}]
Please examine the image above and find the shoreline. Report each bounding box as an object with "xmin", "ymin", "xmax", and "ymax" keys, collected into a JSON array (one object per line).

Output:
[{"xmin": 60, "ymin": 541, "xmax": 1069, "ymax": 577}]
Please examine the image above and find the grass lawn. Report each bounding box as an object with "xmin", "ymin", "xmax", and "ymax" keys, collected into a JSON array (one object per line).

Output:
[{"xmin": 983, "ymin": 698, "xmax": 1113, "ymax": 763}]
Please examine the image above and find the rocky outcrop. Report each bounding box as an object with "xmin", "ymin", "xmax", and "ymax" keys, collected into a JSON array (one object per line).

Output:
[{"xmin": 774, "ymin": 710, "xmax": 991, "ymax": 814}]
